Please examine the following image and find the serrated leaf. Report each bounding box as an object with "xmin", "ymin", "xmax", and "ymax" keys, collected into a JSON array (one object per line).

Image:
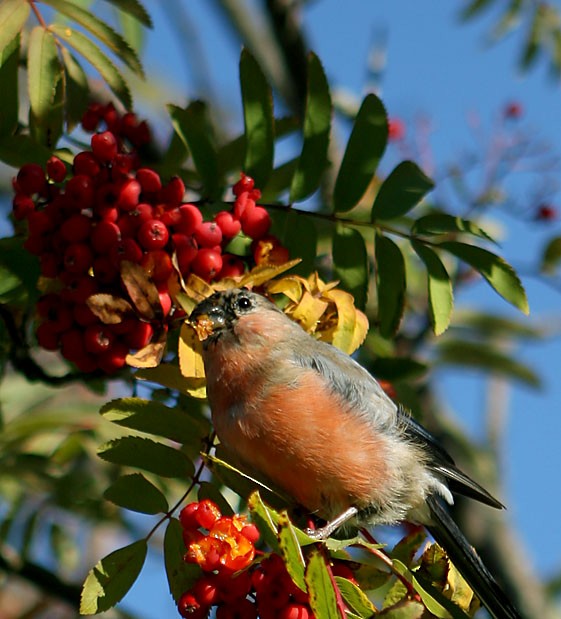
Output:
[
  {"xmin": 135, "ymin": 362, "xmax": 207, "ymax": 400},
  {"xmin": 412, "ymin": 213, "xmax": 495, "ymax": 244},
  {"xmin": 278, "ymin": 512, "xmax": 307, "ymax": 592},
  {"xmin": 372, "ymin": 161, "xmax": 434, "ymax": 220},
  {"xmin": 333, "ymin": 93, "xmax": 388, "ymax": 213},
  {"xmin": 120, "ymin": 260, "xmax": 159, "ymax": 320},
  {"xmin": 104, "ymin": 473, "xmax": 168, "ymax": 514},
  {"xmin": 333, "ymin": 226, "xmax": 368, "ymax": 310},
  {"xmin": 412, "ymin": 241, "xmax": 453, "ymax": 336},
  {"xmin": 28, "ymin": 27, "xmax": 64, "ymax": 120},
  {"xmin": 178, "ymin": 322, "xmax": 207, "ymax": 399},
  {"xmin": 168, "ymin": 102, "xmax": 219, "ymax": 198},
  {"xmin": 439, "ymin": 241, "xmax": 529, "ymax": 314},
  {"xmin": 240, "ymin": 48, "xmax": 274, "ymax": 186},
  {"xmin": 98, "ymin": 436, "xmax": 195, "ymax": 478},
  {"xmin": 197, "ymin": 482, "xmax": 234, "ymax": 516},
  {"xmin": 306, "ymin": 550, "xmax": 339, "ymax": 619},
  {"xmin": 100, "ymin": 0, "xmax": 153, "ymax": 28},
  {"xmin": 51, "ymin": 24, "xmax": 131, "ymax": 108},
  {"xmin": 541, "ymin": 235, "xmax": 561, "ymax": 273},
  {"xmin": 247, "ymin": 491, "xmax": 281, "ymax": 552},
  {"xmin": 437, "ymin": 339, "xmax": 541, "ymax": 388},
  {"xmin": 60, "ymin": 47, "xmax": 89, "ymax": 131},
  {"xmin": 378, "ymin": 599, "xmax": 425, "ymax": 618},
  {"xmin": 43, "ymin": 0, "xmax": 144, "ymax": 76},
  {"xmin": 290, "ymin": 52, "xmax": 331, "ymax": 202},
  {"xmin": 324, "ymin": 288, "xmax": 368, "ymax": 354},
  {"xmin": 334, "ymin": 576, "xmax": 376, "ymax": 616},
  {"xmin": 0, "ymin": 0, "xmax": 29, "ymax": 57},
  {"xmin": 100, "ymin": 397, "xmax": 209, "ymax": 445},
  {"xmin": 0, "ymin": 32, "xmax": 19, "ymax": 137},
  {"xmin": 375, "ymin": 234, "xmax": 406, "ymax": 337},
  {"xmin": 80, "ymin": 540, "xmax": 147, "ymax": 614},
  {"xmin": 164, "ymin": 518, "xmax": 200, "ymax": 602}
]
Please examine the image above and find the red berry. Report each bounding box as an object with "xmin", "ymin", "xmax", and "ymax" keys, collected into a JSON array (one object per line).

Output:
[
  {"xmin": 73, "ymin": 151, "xmax": 101, "ymax": 177},
  {"xmin": 81, "ymin": 108, "xmax": 100, "ymax": 132},
  {"xmin": 116, "ymin": 179, "xmax": 141, "ymax": 211},
  {"xmin": 137, "ymin": 219, "xmax": 170, "ymax": 250},
  {"xmin": 123, "ymin": 321, "xmax": 153, "ymax": 350},
  {"xmin": 277, "ymin": 604, "xmax": 312, "ymax": 619},
  {"xmin": 12, "ymin": 194, "xmax": 35, "ymax": 220},
  {"xmin": 113, "ymin": 153, "xmax": 135, "ymax": 176},
  {"xmin": 158, "ymin": 289, "xmax": 172, "ymax": 317},
  {"xmin": 177, "ymin": 591, "xmax": 207, "ymax": 619},
  {"xmin": 93, "ymin": 255, "xmax": 119, "ymax": 283},
  {"xmin": 240, "ymin": 523, "xmax": 260, "ymax": 544},
  {"xmin": 159, "ymin": 207, "xmax": 183, "ymax": 228},
  {"xmin": 218, "ymin": 255, "xmax": 245, "ymax": 279},
  {"xmin": 176, "ymin": 204, "xmax": 203, "ymax": 235},
  {"xmin": 73, "ymin": 303, "xmax": 98, "ymax": 326},
  {"xmin": 91, "ymin": 131, "xmax": 118, "ymax": 161},
  {"xmin": 65, "ymin": 174, "xmax": 95, "ymax": 208},
  {"xmin": 64, "ymin": 243, "xmax": 93, "ymax": 274},
  {"xmin": 233, "ymin": 173, "xmax": 255, "ymax": 196},
  {"xmin": 159, "ymin": 176, "xmax": 185, "ymax": 206},
  {"xmin": 92, "ymin": 221, "xmax": 121, "ymax": 254},
  {"xmin": 61, "ymin": 274, "xmax": 98, "ymax": 304},
  {"xmin": 193, "ymin": 575, "xmax": 221, "ymax": 607},
  {"xmin": 241, "ymin": 206, "xmax": 271, "ymax": 240},
  {"xmin": 215, "ymin": 211, "xmax": 242, "ymax": 238},
  {"xmin": 109, "ymin": 238, "xmax": 143, "ymax": 265},
  {"xmin": 74, "ymin": 352, "xmax": 99, "ymax": 373},
  {"xmin": 36, "ymin": 322, "xmax": 60, "ymax": 351},
  {"xmin": 180, "ymin": 502, "xmax": 201, "ymax": 531},
  {"xmin": 27, "ymin": 210, "xmax": 54, "ymax": 236},
  {"xmin": 195, "ymin": 499, "xmax": 221, "ymax": 530},
  {"xmin": 46, "ymin": 156, "xmax": 67, "ymax": 182},
  {"xmin": 536, "ymin": 204, "xmax": 557, "ymax": 221},
  {"xmin": 84, "ymin": 324, "xmax": 115, "ymax": 354},
  {"xmin": 136, "ymin": 167, "xmax": 162, "ymax": 193},
  {"xmin": 17, "ymin": 163, "xmax": 46, "ymax": 195},
  {"xmin": 233, "ymin": 192, "xmax": 255, "ymax": 220},
  {"xmin": 39, "ymin": 252, "xmax": 60, "ymax": 278},
  {"xmin": 102, "ymin": 102, "xmax": 121, "ymax": 133},
  {"xmin": 194, "ymin": 221, "xmax": 223, "ymax": 248},
  {"xmin": 191, "ymin": 248, "xmax": 223, "ymax": 281},
  {"xmin": 97, "ymin": 340, "xmax": 129, "ymax": 374},
  {"xmin": 60, "ymin": 329, "xmax": 86, "ymax": 362},
  {"xmin": 60, "ymin": 214, "xmax": 92, "ymax": 243},
  {"xmin": 504, "ymin": 101, "xmax": 523, "ymax": 119},
  {"xmin": 217, "ymin": 570, "xmax": 252, "ymax": 603},
  {"xmin": 216, "ymin": 599, "xmax": 257, "ymax": 619},
  {"xmin": 388, "ymin": 117, "xmax": 405, "ymax": 141}
]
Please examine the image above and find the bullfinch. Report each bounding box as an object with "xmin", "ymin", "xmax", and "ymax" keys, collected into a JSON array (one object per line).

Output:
[{"xmin": 189, "ymin": 287, "xmax": 522, "ymax": 619}]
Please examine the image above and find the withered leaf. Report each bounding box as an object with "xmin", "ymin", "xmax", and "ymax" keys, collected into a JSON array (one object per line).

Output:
[
  {"xmin": 87, "ymin": 293, "xmax": 133, "ymax": 324},
  {"xmin": 120, "ymin": 261, "xmax": 160, "ymax": 320}
]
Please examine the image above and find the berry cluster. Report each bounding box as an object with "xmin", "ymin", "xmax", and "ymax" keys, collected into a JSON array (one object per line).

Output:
[{"xmin": 12, "ymin": 102, "xmax": 289, "ymax": 373}]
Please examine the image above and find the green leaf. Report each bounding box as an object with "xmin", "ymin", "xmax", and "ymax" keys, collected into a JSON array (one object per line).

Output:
[
  {"xmin": 306, "ymin": 550, "xmax": 339, "ymax": 619},
  {"xmin": 412, "ymin": 212, "xmax": 495, "ymax": 244},
  {"xmin": 100, "ymin": 0, "xmax": 153, "ymax": 28},
  {"xmin": 247, "ymin": 491, "xmax": 281, "ymax": 552},
  {"xmin": 375, "ymin": 234, "xmax": 406, "ymax": 337},
  {"xmin": 372, "ymin": 161, "xmax": 434, "ymax": 220},
  {"xmin": 278, "ymin": 512, "xmax": 307, "ymax": 592},
  {"xmin": 378, "ymin": 599, "xmax": 425, "ymax": 618},
  {"xmin": 0, "ymin": 32, "xmax": 20, "ymax": 137},
  {"xmin": 0, "ymin": 0, "xmax": 29, "ymax": 57},
  {"xmin": 168, "ymin": 102, "xmax": 219, "ymax": 198},
  {"xmin": 100, "ymin": 397, "xmax": 210, "ymax": 446},
  {"xmin": 240, "ymin": 48, "xmax": 274, "ymax": 187},
  {"xmin": 439, "ymin": 241, "xmax": 529, "ymax": 314},
  {"xmin": 197, "ymin": 481, "xmax": 234, "ymax": 516},
  {"xmin": 103, "ymin": 473, "xmax": 168, "ymax": 514},
  {"xmin": 541, "ymin": 234, "xmax": 561, "ymax": 273},
  {"xmin": 98, "ymin": 436, "xmax": 195, "ymax": 478},
  {"xmin": 0, "ymin": 236, "xmax": 41, "ymax": 303},
  {"xmin": 452, "ymin": 310, "xmax": 543, "ymax": 339},
  {"xmin": 412, "ymin": 241, "xmax": 453, "ymax": 336},
  {"xmin": 262, "ymin": 158, "xmax": 299, "ymax": 201},
  {"xmin": 459, "ymin": 0, "xmax": 494, "ymax": 21},
  {"xmin": 51, "ymin": 24, "xmax": 132, "ymax": 108},
  {"xmin": 0, "ymin": 134, "xmax": 53, "ymax": 167},
  {"xmin": 437, "ymin": 339, "xmax": 541, "ymax": 388},
  {"xmin": 164, "ymin": 518, "xmax": 200, "ymax": 603},
  {"xmin": 43, "ymin": 0, "xmax": 144, "ymax": 76},
  {"xmin": 290, "ymin": 52, "xmax": 331, "ymax": 202},
  {"xmin": 60, "ymin": 47, "xmax": 90, "ymax": 131},
  {"xmin": 334, "ymin": 576, "xmax": 376, "ymax": 616},
  {"xmin": 80, "ymin": 540, "xmax": 147, "ymax": 614},
  {"xmin": 27, "ymin": 27, "xmax": 64, "ymax": 121},
  {"xmin": 520, "ymin": 6, "xmax": 544, "ymax": 70},
  {"xmin": 279, "ymin": 210, "xmax": 318, "ymax": 276},
  {"xmin": 333, "ymin": 225, "xmax": 369, "ymax": 310},
  {"xmin": 333, "ymin": 93, "xmax": 388, "ymax": 213}
]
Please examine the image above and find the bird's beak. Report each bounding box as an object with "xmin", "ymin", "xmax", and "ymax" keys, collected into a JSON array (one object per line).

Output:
[{"xmin": 189, "ymin": 299, "xmax": 226, "ymax": 341}]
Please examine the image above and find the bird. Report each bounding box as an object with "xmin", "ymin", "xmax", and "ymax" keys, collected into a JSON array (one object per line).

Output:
[{"xmin": 188, "ymin": 287, "xmax": 522, "ymax": 619}]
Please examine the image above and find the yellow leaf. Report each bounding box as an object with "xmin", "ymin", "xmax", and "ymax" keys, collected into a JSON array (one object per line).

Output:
[
  {"xmin": 290, "ymin": 291, "xmax": 329, "ymax": 333},
  {"xmin": 447, "ymin": 561, "xmax": 475, "ymax": 610},
  {"xmin": 126, "ymin": 328, "xmax": 167, "ymax": 368},
  {"xmin": 350, "ymin": 309, "xmax": 369, "ymax": 354},
  {"xmin": 136, "ymin": 363, "xmax": 207, "ymax": 400},
  {"xmin": 323, "ymin": 289, "xmax": 358, "ymax": 354},
  {"xmin": 179, "ymin": 323, "xmax": 206, "ymax": 380},
  {"xmin": 266, "ymin": 277, "xmax": 305, "ymax": 303},
  {"xmin": 183, "ymin": 274, "xmax": 216, "ymax": 301},
  {"xmin": 238, "ymin": 258, "xmax": 301, "ymax": 288}
]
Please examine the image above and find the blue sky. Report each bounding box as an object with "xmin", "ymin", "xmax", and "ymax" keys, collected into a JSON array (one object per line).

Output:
[{"xmin": 97, "ymin": 1, "xmax": 561, "ymax": 615}]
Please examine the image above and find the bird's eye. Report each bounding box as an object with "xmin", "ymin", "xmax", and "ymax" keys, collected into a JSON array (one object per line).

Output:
[{"xmin": 236, "ymin": 296, "xmax": 252, "ymax": 311}]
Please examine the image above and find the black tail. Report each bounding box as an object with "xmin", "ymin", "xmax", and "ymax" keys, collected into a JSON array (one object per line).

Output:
[{"xmin": 426, "ymin": 495, "xmax": 522, "ymax": 619}]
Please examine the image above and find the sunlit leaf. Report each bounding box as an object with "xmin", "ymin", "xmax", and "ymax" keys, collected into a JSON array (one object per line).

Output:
[
  {"xmin": 136, "ymin": 362, "xmax": 207, "ymax": 400},
  {"xmin": 541, "ymin": 235, "xmax": 561, "ymax": 273},
  {"xmin": 334, "ymin": 576, "xmax": 376, "ymax": 616},
  {"xmin": 278, "ymin": 512, "xmax": 307, "ymax": 592},
  {"xmin": 439, "ymin": 241, "xmax": 529, "ymax": 314},
  {"xmin": 290, "ymin": 52, "xmax": 331, "ymax": 202},
  {"xmin": 306, "ymin": 550, "xmax": 339, "ymax": 619},
  {"xmin": 412, "ymin": 241, "xmax": 453, "ymax": 336},
  {"xmin": 51, "ymin": 24, "xmax": 132, "ymax": 108},
  {"xmin": 375, "ymin": 234, "xmax": 406, "ymax": 337},
  {"xmin": 412, "ymin": 212, "xmax": 495, "ymax": 244},
  {"xmin": 240, "ymin": 48, "xmax": 274, "ymax": 186},
  {"xmin": 28, "ymin": 27, "xmax": 64, "ymax": 123},
  {"xmin": 104, "ymin": 473, "xmax": 168, "ymax": 514},
  {"xmin": 0, "ymin": 0, "xmax": 29, "ymax": 57},
  {"xmin": 100, "ymin": 0, "xmax": 153, "ymax": 28},
  {"xmin": 372, "ymin": 161, "xmax": 434, "ymax": 220},
  {"xmin": 80, "ymin": 540, "xmax": 147, "ymax": 614},
  {"xmin": 333, "ymin": 93, "xmax": 388, "ymax": 212}
]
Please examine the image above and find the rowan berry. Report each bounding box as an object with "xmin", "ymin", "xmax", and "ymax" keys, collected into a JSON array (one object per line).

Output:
[
  {"xmin": 116, "ymin": 179, "xmax": 141, "ymax": 211},
  {"xmin": 175, "ymin": 238, "xmax": 198, "ymax": 275},
  {"xmin": 218, "ymin": 255, "xmax": 245, "ymax": 279},
  {"xmin": 93, "ymin": 255, "xmax": 119, "ymax": 283},
  {"xmin": 64, "ymin": 243, "xmax": 93, "ymax": 274},
  {"xmin": 240, "ymin": 523, "xmax": 260, "ymax": 544},
  {"xmin": 194, "ymin": 221, "xmax": 223, "ymax": 248},
  {"xmin": 73, "ymin": 151, "xmax": 101, "ymax": 177},
  {"xmin": 159, "ymin": 176, "xmax": 185, "ymax": 206},
  {"xmin": 177, "ymin": 204, "xmax": 203, "ymax": 235},
  {"xmin": 110, "ymin": 238, "xmax": 143, "ymax": 265},
  {"xmin": 137, "ymin": 219, "xmax": 170, "ymax": 250},
  {"xmin": 241, "ymin": 206, "xmax": 271, "ymax": 240},
  {"xmin": 46, "ymin": 156, "xmax": 67, "ymax": 183},
  {"xmin": 233, "ymin": 192, "xmax": 255, "ymax": 220},
  {"xmin": 192, "ymin": 575, "xmax": 221, "ymax": 607},
  {"xmin": 216, "ymin": 599, "xmax": 257, "ymax": 619},
  {"xmin": 158, "ymin": 289, "xmax": 173, "ymax": 317},
  {"xmin": 233, "ymin": 173, "xmax": 254, "ymax": 196},
  {"xmin": 180, "ymin": 502, "xmax": 201, "ymax": 531},
  {"xmin": 81, "ymin": 107, "xmax": 101, "ymax": 132},
  {"xmin": 84, "ymin": 324, "xmax": 115, "ymax": 354},
  {"xmin": 136, "ymin": 167, "xmax": 162, "ymax": 193},
  {"xmin": 97, "ymin": 340, "xmax": 129, "ymax": 374},
  {"xmin": 60, "ymin": 329, "xmax": 86, "ymax": 362},
  {"xmin": 40, "ymin": 253, "xmax": 60, "ymax": 278},
  {"xmin": 65, "ymin": 174, "xmax": 95, "ymax": 209},
  {"xmin": 124, "ymin": 321, "xmax": 154, "ymax": 350},
  {"xmin": 217, "ymin": 570, "xmax": 252, "ymax": 603},
  {"xmin": 60, "ymin": 214, "xmax": 92, "ymax": 243},
  {"xmin": 73, "ymin": 303, "xmax": 98, "ymax": 326},
  {"xmin": 191, "ymin": 248, "xmax": 223, "ymax": 281},
  {"xmin": 536, "ymin": 204, "xmax": 557, "ymax": 221},
  {"xmin": 91, "ymin": 131, "xmax": 118, "ymax": 161},
  {"xmin": 177, "ymin": 591, "xmax": 207, "ymax": 619},
  {"xmin": 92, "ymin": 221, "xmax": 121, "ymax": 254},
  {"xmin": 17, "ymin": 163, "xmax": 47, "ymax": 195},
  {"xmin": 12, "ymin": 194, "xmax": 35, "ymax": 220},
  {"xmin": 159, "ymin": 207, "xmax": 183, "ymax": 228},
  {"xmin": 195, "ymin": 499, "xmax": 222, "ymax": 530},
  {"xmin": 27, "ymin": 210, "xmax": 54, "ymax": 236},
  {"xmin": 388, "ymin": 117, "xmax": 405, "ymax": 141},
  {"xmin": 277, "ymin": 604, "xmax": 313, "ymax": 619},
  {"xmin": 214, "ymin": 211, "xmax": 242, "ymax": 238}
]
